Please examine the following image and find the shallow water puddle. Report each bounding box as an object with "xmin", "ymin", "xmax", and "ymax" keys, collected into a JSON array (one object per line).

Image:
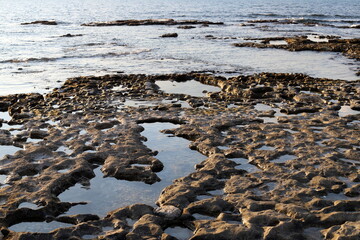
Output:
[
  {"xmin": 82, "ymin": 235, "xmax": 99, "ymax": 239},
  {"xmin": 283, "ymin": 128, "xmax": 298, "ymax": 134},
  {"xmin": 322, "ymin": 192, "xmax": 359, "ymax": 201},
  {"xmin": 58, "ymin": 167, "xmax": 158, "ymax": 217},
  {"xmin": 1, "ymin": 122, "xmax": 23, "ymax": 131},
  {"xmin": 264, "ymin": 182, "xmax": 277, "ymax": 191},
  {"xmin": 339, "ymin": 106, "xmax": 360, "ymax": 117},
  {"xmin": 115, "ymin": 99, "xmax": 191, "ymax": 108},
  {"xmin": 254, "ymin": 103, "xmax": 286, "ymax": 117},
  {"xmin": 58, "ymin": 122, "xmax": 206, "ymax": 218},
  {"xmin": 126, "ymin": 218, "xmax": 137, "ymax": 227},
  {"xmin": 339, "ymin": 158, "xmax": 360, "ymax": 169},
  {"xmin": 254, "ymin": 103, "xmax": 272, "ymax": 111},
  {"xmin": 123, "ymin": 99, "xmax": 158, "ymax": 107},
  {"xmin": 57, "ymin": 168, "xmax": 70, "ymax": 173},
  {"xmin": 307, "ymin": 35, "xmax": 329, "ymax": 43},
  {"xmin": 197, "ymin": 195, "xmax": 213, "ymax": 201},
  {"xmin": 193, "ymin": 213, "xmax": 215, "ymax": 220},
  {"xmin": 231, "ymin": 158, "xmax": 261, "ymax": 172},
  {"xmin": 271, "ymin": 154, "xmax": 296, "ymax": 164},
  {"xmin": 0, "ymin": 175, "xmax": 8, "ymax": 185},
  {"xmin": 26, "ymin": 138, "xmax": 43, "ymax": 144},
  {"xmin": 0, "ymin": 111, "xmax": 11, "ymax": 122},
  {"xmin": 338, "ymin": 177, "xmax": 358, "ymax": 188},
  {"xmin": 269, "ymin": 40, "xmax": 288, "ymax": 45},
  {"xmin": 0, "ymin": 145, "xmax": 22, "ymax": 159},
  {"xmin": 9, "ymin": 221, "xmax": 74, "ymax": 233},
  {"xmin": 18, "ymin": 202, "xmax": 42, "ymax": 210},
  {"xmin": 12, "ymin": 122, "xmax": 206, "ymax": 232},
  {"xmin": 164, "ymin": 226, "xmax": 193, "ymax": 240},
  {"xmin": 257, "ymin": 145, "xmax": 275, "ymax": 151},
  {"xmin": 347, "ymin": 120, "xmax": 360, "ymax": 126},
  {"xmin": 299, "ymin": 90, "xmax": 321, "ymax": 95},
  {"xmin": 260, "ymin": 117, "xmax": 278, "ymax": 123},
  {"xmin": 303, "ymin": 227, "xmax": 324, "ymax": 239},
  {"xmin": 208, "ymin": 189, "xmax": 224, "ymax": 196},
  {"xmin": 316, "ymin": 138, "xmax": 330, "ymax": 147},
  {"xmin": 155, "ymin": 80, "xmax": 220, "ymax": 97},
  {"xmin": 140, "ymin": 122, "xmax": 207, "ymax": 181},
  {"xmin": 111, "ymin": 85, "xmax": 128, "ymax": 91},
  {"xmin": 311, "ymin": 126, "xmax": 325, "ymax": 133},
  {"xmin": 218, "ymin": 145, "xmax": 230, "ymax": 150},
  {"xmin": 56, "ymin": 145, "xmax": 73, "ymax": 155}
]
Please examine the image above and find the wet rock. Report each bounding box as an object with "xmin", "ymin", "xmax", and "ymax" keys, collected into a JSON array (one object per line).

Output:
[
  {"xmin": 60, "ymin": 34, "xmax": 83, "ymax": 38},
  {"xmin": 93, "ymin": 121, "xmax": 114, "ymax": 130},
  {"xmin": 350, "ymin": 100, "xmax": 360, "ymax": 110},
  {"xmin": 185, "ymin": 197, "xmax": 233, "ymax": 217},
  {"xmin": 11, "ymin": 112, "xmax": 32, "ymax": 120},
  {"xmin": 322, "ymin": 221, "xmax": 360, "ymax": 240},
  {"xmin": 157, "ymin": 183, "xmax": 197, "ymax": 208},
  {"xmin": 178, "ymin": 25, "xmax": 196, "ymax": 29},
  {"xmin": 0, "ymin": 102, "xmax": 10, "ymax": 111},
  {"xmin": 29, "ymin": 130, "xmax": 49, "ymax": 139},
  {"xmin": 275, "ymin": 203, "xmax": 317, "ymax": 222},
  {"xmin": 21, "ymin": 20, "xmax": 58, "ymax": 25},
  {"xmin": 191, "ymin": 221, "xmax": 262, "ymax": 240},
  {"xmin": 319, "ymin": 212, "xmax": 360, "ymax": 226},
  {"xmin": 109, "ymin": 204, "xmax": 154, "ymax": 220},
  {"xmin": 344, "ymin": 184, "xmax": 360, "ymax": 197},
  {"xmin": 310, "ymin": 176, "xmax": 346, "ymax": 192},
  {"xmin": 154, "ymin": 205, "xmax": 181, "ymax": 220},
  {"xmin": 224, "ymin": 175, "xmax": 262, "ymax": 194},
  {"xmin": 127, "ymin": 214, "xmax": 163, "ymax": 240},
  {"xmin": 344, "ymin": 149, "xmax": 360, "ymax": 161},
  {"xmin": 160, "ymin": 33, "xmax": 178, "ymax": 38},
  {"xmin": 241, "ymin": 209, "xmax": 291, "ymax": 227},
  {"xmin": 56, "ymin": 214, "xmax": 100, "ymax": 224},
  {"xmin": 293, "ymin": 93, "xmax": 324, "ymax": 104},
  {"xmin": 263, "ymin": 221, "xmax": 305, "ymax": 240},
  {"xmin": 245, "ymin": 200, "xmax": 276, "ymax": 212},
  {"xmin": 234, "ymin": 36, "xmax": 360, "ymax": 60},
  {"xmin": 82, "ymin": 19, "xmax": 224, "ymax": 27},
  {"xmin": 0, "ymin": 72, "xmax": 359, "ymax": 238}
]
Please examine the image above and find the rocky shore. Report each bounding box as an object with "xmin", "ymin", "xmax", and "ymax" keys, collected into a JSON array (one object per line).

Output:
[
  {"xmin": 81, "ymin": 19, "xmax": 223, "ymax": 27},
  {"xmin": 0, "ymin": 71, "xmax": 359, "ymax": 239},
  {"xmin": 234, "ymin": 37, "xmax": 360, "ymax": 61}
]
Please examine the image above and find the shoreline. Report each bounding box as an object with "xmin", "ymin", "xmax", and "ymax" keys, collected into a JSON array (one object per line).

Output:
[{"xmin": 0, "ymin": 72, "xmax": 359, "ymax": 239}]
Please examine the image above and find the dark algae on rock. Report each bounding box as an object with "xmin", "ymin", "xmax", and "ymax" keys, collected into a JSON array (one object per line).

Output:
[{"xmin": 0, "ymin": 72, "xmax": 359, "ymax": 239}]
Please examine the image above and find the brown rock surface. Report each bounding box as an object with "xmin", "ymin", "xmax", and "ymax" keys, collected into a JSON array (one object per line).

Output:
[{"xmin": 0, "ymin": 72, "xmax": 359, "ymax": 239}]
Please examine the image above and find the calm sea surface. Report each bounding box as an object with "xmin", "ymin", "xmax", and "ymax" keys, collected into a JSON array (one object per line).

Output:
[{"xmin": 0, "ymin": 0, "xmax": 359, "ymax": 95}]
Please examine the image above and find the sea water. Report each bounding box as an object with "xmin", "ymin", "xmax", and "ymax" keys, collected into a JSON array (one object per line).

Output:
[{"xmin": 0, "ymin": 0, "xmax": 359, "ymax": 95}]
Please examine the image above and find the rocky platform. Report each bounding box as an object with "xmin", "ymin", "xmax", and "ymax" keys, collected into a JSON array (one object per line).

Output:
[
  {"xmin": 0, "ymin": 72, "xmax": 359, "ymax": 239},
  {"xmin": 81, "ymin": 19, "xmax": 223, "ymax": 27},
  {"xmin": 233, "ymin": 36, "xmax": 360, "ymax": 61}
]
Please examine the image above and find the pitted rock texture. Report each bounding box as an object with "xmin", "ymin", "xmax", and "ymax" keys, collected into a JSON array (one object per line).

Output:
[{"xmin": 0, "ymin": 73, "xmax": 359, "ymax": 239}]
